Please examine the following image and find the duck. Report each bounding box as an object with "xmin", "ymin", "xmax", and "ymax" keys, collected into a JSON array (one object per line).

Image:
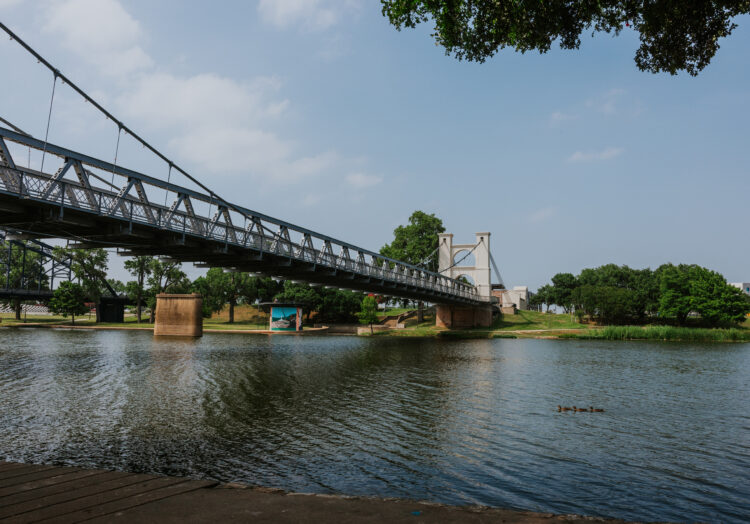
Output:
[
  {"xmin": 589, "ymin": 406, "xmax": 605, "ymax": 412},
  {"xmin": 557, "ymin": 405, "xmax": 572, "ymax": 412},
  {"xmin": 572, "ymin": 406, "xmax": 588, "ymax": 412}
]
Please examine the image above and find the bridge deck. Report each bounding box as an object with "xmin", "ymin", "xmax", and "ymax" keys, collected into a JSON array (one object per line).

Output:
[{"xmin": 0, "ymin": 127, "xmax": 486, "ymax": 306}]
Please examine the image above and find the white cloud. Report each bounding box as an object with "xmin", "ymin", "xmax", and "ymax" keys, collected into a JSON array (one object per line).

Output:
[
  {"xmin": 345, "ymin": 172, "xmax": 382, "ymax": 188},
  {"xmin": 568, "ymin": 147, "xmax": 624, "ymax": 163},
  {"xmin": 530, "ymin": 207, "xmax": 557, "ymax": 223},
  {"xmin": 586, "ymin": 88, "xmax": 626, "ymax": 115},
  {"xmin": 258, "ymin": 0, "xmax": 361, "ymax": 31},
  {"xmin": 118, "ymin": 73, "xmax": 287, "ymax": 129},
  {"xmin": 42, "ymin": 0, "xmax": 153, "ymax": 76},
  {"xmin": 32, "ymin": 0, "xmax": 368, "ymax": 189}
]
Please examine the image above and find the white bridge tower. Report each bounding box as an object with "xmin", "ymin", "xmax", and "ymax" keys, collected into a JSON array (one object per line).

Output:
[{"xmin": 438, "ymin": 232, "xmax": 492, "ymax": 301}]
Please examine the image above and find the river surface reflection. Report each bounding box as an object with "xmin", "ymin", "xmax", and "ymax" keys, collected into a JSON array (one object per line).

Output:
[{"xmin": 1, "ymin": 329, "xmax": 748, "ymax": 522}]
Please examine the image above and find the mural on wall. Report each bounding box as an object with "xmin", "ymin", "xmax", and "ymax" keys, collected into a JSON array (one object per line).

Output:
[{"xmin": 270, "ymin": 307, "xmax": 300, "ymax": 331}]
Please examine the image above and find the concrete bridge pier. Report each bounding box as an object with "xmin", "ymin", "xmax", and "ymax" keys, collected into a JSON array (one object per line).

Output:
[
  {"xmin": 435, "ymin": 304, "xmax": 493, "ymax": 329},
  {"xmin": 154, "ymin": 293, "xmax": 203, "ymax": 337}
]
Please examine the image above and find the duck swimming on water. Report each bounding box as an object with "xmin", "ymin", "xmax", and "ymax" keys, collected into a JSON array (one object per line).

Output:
[
  {"xmin": 557, "ymin": 405, "xmax": 572, "ymax": 412},
  {"xmin": 589, "ymin": 406, "xmax": 605, "ymax": 412},
  {"xmin": 572, "ymin": 406, "xmax": 588, "ymax": 412}
]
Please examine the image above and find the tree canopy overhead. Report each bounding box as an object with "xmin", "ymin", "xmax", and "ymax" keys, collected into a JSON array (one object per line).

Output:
[{"xmin": 380, "ymin": 1, "xmax": 750, "ymax": 75}]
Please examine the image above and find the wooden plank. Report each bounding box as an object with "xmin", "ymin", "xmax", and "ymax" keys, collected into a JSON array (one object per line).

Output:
[
  {"xmin": 0, "ymin": 463, "xmax": 28, "ymax": 473},
  {"xmin": 0, "ymin": 465, "xmax": 57, "ymax": 481},
  {"xmin": 45, "ymin": 479, "xmax": 218, "ymax": 523},
  {"xmin": 0, "ymin": 470, "xmax": 105, "ymax": 501},
  {"xmin": 0, "ymin": 477, "xmax": 184, "ymax": 524},
  {"xmin": 0, "ymin": 473, "xmax": 153, "ymax": 521},
  {"xmin": 0, "ymin": 467, "xmax": 78, "ymax": 489}
]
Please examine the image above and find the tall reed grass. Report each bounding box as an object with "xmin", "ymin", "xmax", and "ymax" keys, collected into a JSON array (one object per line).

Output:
[{"xmin": 592, "ymin": 325, "xmax": 750, "ymax": 342}]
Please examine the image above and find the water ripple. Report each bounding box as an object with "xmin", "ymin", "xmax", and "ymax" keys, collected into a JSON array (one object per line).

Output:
[{"xmin": 0, "ymin": 329, "xmax": 749, "ymax": 522}]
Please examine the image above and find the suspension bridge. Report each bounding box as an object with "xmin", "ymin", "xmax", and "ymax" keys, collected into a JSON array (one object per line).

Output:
[{"xmin": 0, "ymin": 22, "xmax": 497, "ymax": 328}]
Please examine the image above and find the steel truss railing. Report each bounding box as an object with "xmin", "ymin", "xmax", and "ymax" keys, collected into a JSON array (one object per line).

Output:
[
  {"xmin": 0, "ymin": 127, "xmax": 484, "ymax": 304},
  {"xmin": 0, "ymin": 229, "xmax": 73, "ymax": 297}
]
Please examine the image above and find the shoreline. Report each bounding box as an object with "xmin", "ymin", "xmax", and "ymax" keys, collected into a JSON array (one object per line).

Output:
[
  {"xmin": 2, "ymin": 320, "xmax": 748, "ymax": 342},
  {"xmin": 0, "ymin": 460, "xmax": 629, "ymax": 523}
]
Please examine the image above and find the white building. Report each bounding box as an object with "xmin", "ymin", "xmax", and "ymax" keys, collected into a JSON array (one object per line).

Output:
[
  {"xmin": 492, "ymin": 286, "xmax": 530, "ymax": 311},
  {"xmin": 730, "ymin": 282, "xmax": 750, "ymax": 296}
]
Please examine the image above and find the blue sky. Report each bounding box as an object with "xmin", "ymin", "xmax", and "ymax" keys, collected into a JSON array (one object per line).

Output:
[{"xmin": 0, "ymin": 0, "xmax": 748, "ymax": 288}]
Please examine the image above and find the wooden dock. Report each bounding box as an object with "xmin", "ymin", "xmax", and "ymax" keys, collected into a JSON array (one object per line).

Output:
[
  {"xmin": 0, "ymin": 460, "xmax": 626, "ymax": 523},
  {"xmin": 0, "ymin": 461, "xmax": 216, "ymax": 523}
]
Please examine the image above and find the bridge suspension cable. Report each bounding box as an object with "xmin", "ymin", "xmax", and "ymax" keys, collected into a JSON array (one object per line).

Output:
[
  {"xmin": 0, "ymin": 22, "xmax": 486, "ymax": 304},
  {"xmin": 0, "ymin": 21, "xmax": 230, "ymax": 209},
  {"xmin": 40, "ymin": 73, "xmax": 57, "ymax": 173}
]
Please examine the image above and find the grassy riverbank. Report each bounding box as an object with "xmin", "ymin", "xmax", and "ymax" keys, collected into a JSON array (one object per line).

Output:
[
  {"xmin": 3, "ymin": 309, "xmax": 749, "ymax": 341},
  {"xmin": 565, "ymin": 325, "xmax": 750, "ymax": 342},
  {"xmin": 369, "ymin": 310, "xmax": 750, "ymax": 342}
]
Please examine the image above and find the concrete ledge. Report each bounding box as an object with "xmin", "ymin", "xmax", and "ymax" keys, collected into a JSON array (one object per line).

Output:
[{"xmin": 356, "ymin": 325, "xmax": 391, "ymax": 335}]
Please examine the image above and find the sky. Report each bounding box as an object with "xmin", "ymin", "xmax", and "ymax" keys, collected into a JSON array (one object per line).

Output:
[{"xmin": 0, "ymin": 0, "xmax": 748, "ymax": 289}]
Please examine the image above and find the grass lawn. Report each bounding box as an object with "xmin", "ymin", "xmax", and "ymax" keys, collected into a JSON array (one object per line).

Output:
[{"xmin": 492, "ymin": 310, "xmax": 595, "ymax": 331}]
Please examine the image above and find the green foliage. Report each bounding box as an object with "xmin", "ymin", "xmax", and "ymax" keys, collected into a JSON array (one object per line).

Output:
[
  {"xmin": 380, "ymin": 0, "xmax": 750, "ymax": 75},
  {"xmin": 550, "ymin": 272, "xmax": 578, "ymax": 312},
  {"xmin": 53, "ymin": 247, "xmax": 110, "ymax": 321},
  {"xmin": 380, "ymin": 210, "xmax": 445, "ymax": 272},
  {"xmin": 275, "ymin": 281, "xmax": 363, "ymax": 323},
  {"xmin": 145, "ymin": 259, "xmax": 190, "ymax": 322},
  {"xmin": 191, "ymin": 269, "xmax": 280, "ymax": 322},
  {"xmin": 594, "ymin": 325, "xmax": 750, "ymax": 342},
  {"xmin": 530, "ymin": 284, "xmax": 554, "ymax": 312},
  {"xmin": 358, "ymin": 296, "xmax": 379, "ymax": 332},
  {"xmin": 107, "ymin": 279, "xmax": 126, "ymax": 295},
  {"xmin": 124, "ymin": 256, "xmax": 152, "ymax": 322},
  {"xmin": 539, "ymin": 262, "xmax": 750, "ymax": 327},
  {"xmin": 48, "ymin": 281, "xmax": 89, "ymax": 324},
  {"xmin": 658, "ymin": 264, "xmax": 750, "ymax": 326}
]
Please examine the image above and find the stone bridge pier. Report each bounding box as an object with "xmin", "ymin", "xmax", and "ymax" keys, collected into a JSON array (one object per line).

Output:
[{"xmin": 435, "ymin": 232, "xmax": 494, "ymax": 328}]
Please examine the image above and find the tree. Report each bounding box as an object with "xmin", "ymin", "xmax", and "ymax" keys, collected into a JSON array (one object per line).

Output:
[
  {"xmin": 194, "ymin": 268, "xmax": 260, "ymax": 323},
  {"xmin": 687, "ymin": 265, "xmax": 750, "ymax": 325},
  {"xmin": 658, "ymin": 264, "xmax": 695, "ymax": 325},
  {"xmin": 380, "ymin": 210, "xmax": 446, "ymax": 272},
  {"xmin": 274, "ymin": 283, "xmax": 363, "ymax": 324},
  {"xmin": 107, "ymin": 279, "xmax": 126, "ymax": 295},
  {"xmin": 274, "ymin": 282, "xmax": 322, "ymax": 321},
  {"xmin": 531, "ymin": 284, "xmax": 554, "ymax": 313},
  {"xmin": 48, "ymin": 281, "xmax": 89, "ymax": 325},
  {"xmin": 54, "ymin": 247, "xmax": 109, "ymax": 322},
  {"xmin": 550, "ymin": 272, "xmax": 578, "ymax": 313},
  {"xmin": 358, "ymin": 295, "xmax": 379, "ymax": 333},
  {"xmin": 145, "ymin": 259, "xmax": 190, "ymax": 323},
  {"xmin": 380, "ymin": 210, "xmax": 445, "ymax": 321},
  {"xmin": 381, "ymin": 1, "xmax": 750, "ymax": 76},
  {"xmin": 124, "ymin": 256, "xmax": 152, "ymax": 323},
  {"xmin": 0, "ymin": 241, "xmax": 47, "ymax": 320}
]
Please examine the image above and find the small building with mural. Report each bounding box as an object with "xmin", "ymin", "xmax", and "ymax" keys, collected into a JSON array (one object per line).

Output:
[{"xmin": 260, "ymin": 302, "xmax": 304, "ymax": 331}]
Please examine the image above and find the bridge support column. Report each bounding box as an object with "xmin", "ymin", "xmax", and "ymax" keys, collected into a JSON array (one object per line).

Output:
[
  {"xmin": 154, "ymin": 293, "xmax": 203, "ymax": 337},
  {"xmin": 436, "ymin": 304, "xmax": 493, "ymax": 329}
]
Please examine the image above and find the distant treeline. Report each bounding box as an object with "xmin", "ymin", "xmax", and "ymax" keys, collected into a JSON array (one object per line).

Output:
[{"xmin": 532, "ymin": 264, "xmax": 750, "ymax": 327}]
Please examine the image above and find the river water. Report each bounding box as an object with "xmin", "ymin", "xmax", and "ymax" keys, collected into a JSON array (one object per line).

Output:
[{"xmin": 0, "ymin": 329, "xmax": 748, "ymax": 522}]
